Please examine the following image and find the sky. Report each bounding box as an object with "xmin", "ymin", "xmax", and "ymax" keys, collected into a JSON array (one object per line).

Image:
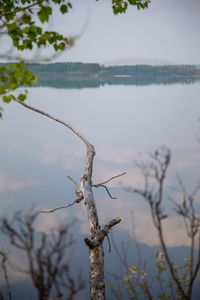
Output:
[
  {"xmin": 49, "ymin": 0, "xmax": 200, "ymax": 65},
  {"xmin": 1, "ymin": 0, "xmax": 200, "ymax": 65}
]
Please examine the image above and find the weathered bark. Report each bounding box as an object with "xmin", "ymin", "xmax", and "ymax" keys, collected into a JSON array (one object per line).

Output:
[{"xmin": 14, "ymin": 99, "xmax": 121, "ymax": 299}]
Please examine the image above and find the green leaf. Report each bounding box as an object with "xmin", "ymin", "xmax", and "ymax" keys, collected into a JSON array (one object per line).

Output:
[
  {"xmin": 37, "ymin": 6, "xmax": 52, "ymax": 23},
  {"xmin": 18, "ymin": 61, "xmax": 25, "ymax": 71},
  {"xmin": 58, "ymin": 42, "xmax": 66, "ymax": 50},
  {"xmin": 60, "ymin": 4, "xmax": 68, "ymax": 14},
  {"xmin": 1, "ymin": 75, "xmax": 8, "ymax": 82},
  {"xmin": 128, "ymin": 0, "xmax": 137, "ymax": 4},
  {"xmin": 25, "ymin": 71, "xmax": 38, "ymax": 84},
  {"xmin": 18, "ymin": 93, "xmax": 27, "ymax": 102},
  {"xmin": 0, "ymin": 86, "xmax": 6, "ymax": 95},
  {"xmin": 21, "ymin": 13, "xmax": 31, "ymax": 24},
  {"xmin": 2, "ymin": 94, "xmax": 15, "ymax": 103},
  {"xmin": 5, "ymin": 13, "xmax": 15, "ymax": 22},
  {"xmin": 7, "ymin": 23, "xmax": 18, "ymax": 32}
]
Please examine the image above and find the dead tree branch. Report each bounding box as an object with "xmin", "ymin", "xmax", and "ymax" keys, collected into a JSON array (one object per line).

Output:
[
  {"xmin": 39, "ymin": 201, "xmax": 80, "ymax": 214},
  {"xmin": 13, "ymin": 98, "xmax": 121, "ymax": 299},
  {"xmin": 40, "ymin": 191, "xmax": 84, "ymax": 213}
]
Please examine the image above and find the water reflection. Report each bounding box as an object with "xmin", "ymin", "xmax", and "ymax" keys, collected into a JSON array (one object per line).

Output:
[
  {"xmin": 26, "ymin": 63, "xmax": 200, "ymax": 89},
  {"xmin": 0, "ymin": 76, "xmax": 200, "ymax": 298}
]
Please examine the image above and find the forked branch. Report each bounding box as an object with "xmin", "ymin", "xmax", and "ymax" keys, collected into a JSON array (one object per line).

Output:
[{"xmin": 92, "ymin": 172, "xmax": 127, "ymax": 199}]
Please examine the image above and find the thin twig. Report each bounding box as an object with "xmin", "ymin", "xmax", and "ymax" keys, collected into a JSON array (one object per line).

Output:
[
  {"xmin": 106, "ymin": 234, "xmax": 111, "ymax": 253},
  {"xmin": 40, "ymin": 197, "xmax": 83, "ymax": 214},
  {"xmin": 93, "ymin": 184, "xmax": 117, "ymax": 199},
  {"xmin": 14, "ymin": 98, "xmax": 95, "ymax": 182},
  {"xmin": 94, "ymin": 172, "xmax": 127, "ymax": 186},
  {"xmin": 14, "ymin": 99, "xmax": 90, "ymax": 148},
  {"xmin": 67, "ymin": 176, "xmax": 78, "ymax": 189},
  {"xmin": 110, "ymin": 232, "xmax": 129, "ymax": 270},
  {"xmin": 130, "ymin": 211, "xmax": 142, "ymax": 271},
  {"xmin": 92, "ymin": 172, "xmax": 127, "ymax": 199}
]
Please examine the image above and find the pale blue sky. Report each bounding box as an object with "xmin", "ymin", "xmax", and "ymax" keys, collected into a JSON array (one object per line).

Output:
[
  {"xmin": 52, "ymin": 0, "xmax": 200, "ymax": 64},
  {"xmin": 1, "ymin": 0, "xmax": 200, "ymax": 64}
]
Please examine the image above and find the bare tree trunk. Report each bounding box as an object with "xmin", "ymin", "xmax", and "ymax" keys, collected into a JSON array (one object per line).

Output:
[
  {"xmin": 14, "ymin": 99, "xmax": 121, "ymax": 300},
  {"xmin": 81, "ymin": 144, "xmax": 119, "ymax": 299}
]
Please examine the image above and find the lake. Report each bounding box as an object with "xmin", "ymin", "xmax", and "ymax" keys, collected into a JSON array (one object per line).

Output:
[{"xmin": 0, "ymin": 66, "xmax": 200, "ymax": 299}]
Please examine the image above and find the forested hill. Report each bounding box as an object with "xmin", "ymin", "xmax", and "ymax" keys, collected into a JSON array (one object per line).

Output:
[{"xmin": 2, "ymin": 62, "xmax": 200, "ymax": 89}]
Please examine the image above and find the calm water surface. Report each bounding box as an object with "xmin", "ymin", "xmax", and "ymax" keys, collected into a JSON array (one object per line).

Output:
[{"xmin": 0, "ymin": 80, "xmax": 200, "ymax": 299}]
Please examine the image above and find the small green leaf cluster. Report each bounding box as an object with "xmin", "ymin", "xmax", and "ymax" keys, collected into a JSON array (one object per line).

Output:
[
  {"xmin": 122, "ymin": 252, "xmax": 192, "ymax": 300},
  {"xmin": 123, "ymin": 264, "xmax": 150, "ymax": 298},
  {"xmin": 112, "ymin": 0, "xmax": 150, "ymax": 14},
  {"xmin": 37, "ymin": 31, "xmax": 70, "ymax": 51},
  {"xmin": 0, "ymin": 0, "xmax": 73, "ymax": 51},
  {"xmin": 0, "ymin": 61, "xmax": 37, "ymax": 103},
  {"xmin": 0, "ymin": 1, "xmax": 73, "ymax": 117}
]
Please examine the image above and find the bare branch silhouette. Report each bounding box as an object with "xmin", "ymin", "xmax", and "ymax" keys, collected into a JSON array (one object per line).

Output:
[
  {"xmin": 127, "ymin": 145, "xmax": 200, "ymax": 300},
  {"xmin": 0, "ymin": 250, "xmax": 12, "ymax": 300},
  {"xmin": 0, "ymin": 211, "xmax": 84, "ymax": 300}
]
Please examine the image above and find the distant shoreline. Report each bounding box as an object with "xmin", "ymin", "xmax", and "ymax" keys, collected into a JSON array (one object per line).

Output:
[{"xmin": 1, "ymin": 62, "xmax": 200, "ymax": 89}]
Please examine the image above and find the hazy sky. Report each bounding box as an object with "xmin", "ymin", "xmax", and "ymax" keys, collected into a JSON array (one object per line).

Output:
[
  {"xmin": 49, "ymin": 0, "xmax": 200, "ymax": 64},
  {"xmin": 1, "ymin": 0, "xmax": 200, "ymax": 64}
]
